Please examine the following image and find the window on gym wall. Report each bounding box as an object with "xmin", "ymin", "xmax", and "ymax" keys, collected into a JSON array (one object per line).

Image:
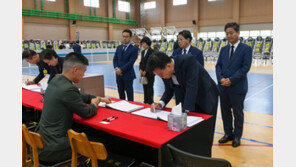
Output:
[
  {"xmin": 198, "ymin": 32, "xmax": 208, "ymax": 39},
  {"xmin": 250, "ymin": 30, "xmax": 260, "ymax": 38},
  {"xmin": 144, "ymin": 1, "xmax": 156, "ymax": 10},
  {"xmin": 208, "ymin": 32, "xmax": 216, "ymax": 40},
  {"xmin": 240, "ymin": 31, "xmax": 250, "ymax": 38},
  {"xmin": 260, "ymin": 30, "xmax": 272, "ymax": 37},
  {"xmin": 118, "ymin": 0, "xmax": 130, "ymax": 12},
  {"xmin": 84, "ymin": 0, "xmax": 100, "ymax": 8},
  {"xmin": 216, "ymin": 32, "xmax": 225, "ymax": 38},
  {"xmin": 173, "ymin": 0, "xmax": 187, "ymax": 6}
]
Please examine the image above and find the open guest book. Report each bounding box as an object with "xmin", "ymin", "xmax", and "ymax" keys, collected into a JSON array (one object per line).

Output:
[
  {"xmin": 22, "ymin": 83, "xmax": 48, "ymax": 93},
  {"xmin": 131, "ymin": 108, "xmax": 204, "ymax": 127},
  {"xmin": 102, "ymin": 100, "xmax": 144, "ymax": 113}
]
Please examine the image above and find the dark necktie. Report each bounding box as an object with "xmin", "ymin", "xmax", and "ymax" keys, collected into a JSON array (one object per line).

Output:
[
  {"xmin": 121, "ymin": 45, "xmax": 127, "ymax": 56},
  {"xmin": 229, "ymin": 45, "xmax": 234, "ymax": 60},
  {"xmin": 183, "ymin": 49, "xmax": 187, "ymax": 55}
]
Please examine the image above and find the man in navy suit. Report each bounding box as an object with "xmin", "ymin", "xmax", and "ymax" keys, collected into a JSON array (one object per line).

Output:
[
  {"xmin": 113, "ymin": 29, "xmax": 138, "ymax": 101},
  {"xmin": 147, "ymin": 52, "xmax": 219, "ymax": 154},
  {"xmin": 41, "ymin": 49, "xmax": 64, "ymax": 77},
  {"xmin": 147, "ymin": 52, "xmax": 219, "ymax": 116},
  {"xmin": 172, "ymin": 30, "xmax": 204, "ymax": 66},
  {"xmin": 73, "ymin": 40, "xmax": 81, "ymax": 54},
  {"xmin": 216, "ymin": 22, "xmax": 252, "ymax": 147}
]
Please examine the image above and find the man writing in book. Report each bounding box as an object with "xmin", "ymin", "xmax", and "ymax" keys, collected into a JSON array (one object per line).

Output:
[
  {"xmin": 147, "ymin": 52, "xmax": 219, "ymax": 152},
  {"xmin": 35, "ymin": 52, "xmax": 111, "ymax": 163},
  {"xmin": 147, "ymin": 52, "xmax": 219, "ymax": 116}
]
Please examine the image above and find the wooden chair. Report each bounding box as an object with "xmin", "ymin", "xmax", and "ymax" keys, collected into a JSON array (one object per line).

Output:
[
  {"xmin": 67, "ymin": 129, "xmax": 108, "ymax": 167},
  {"xmin": 22, "ymin": 124, "xmax": 71, "ymax": 167},
  {"xmin": 22, "ymin": 124, "xmax": 44, "ymax": 167}
]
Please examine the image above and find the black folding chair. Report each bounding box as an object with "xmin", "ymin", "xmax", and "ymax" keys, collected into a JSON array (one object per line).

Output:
[{"xmin": 166, "ymin": 144, "xmax": 232, "ymax": 167}]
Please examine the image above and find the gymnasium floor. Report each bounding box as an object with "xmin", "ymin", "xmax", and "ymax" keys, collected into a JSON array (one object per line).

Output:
[{"xmin": 22, "ymin": 60, "xmax": 273, "ymax": 167}]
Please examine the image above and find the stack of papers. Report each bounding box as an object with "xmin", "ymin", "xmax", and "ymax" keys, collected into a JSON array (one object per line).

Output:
[
  {"xmin": 186, "ymin": 116, "xmax": 204, "ymax": 127},
  {"xmin": 105, "ymin": 100, "xmax": 144, "ymax": 113},
  {"xmin": 132, "ymin": 108, "xmax": 204, "ymax": 127},
  {"xmin": 22, "ymin": 83, "xmax": 47, "ymax": 93},
  {"xmin": 131, "ymin": 108, "xmax": 170, "ymax": 121}
]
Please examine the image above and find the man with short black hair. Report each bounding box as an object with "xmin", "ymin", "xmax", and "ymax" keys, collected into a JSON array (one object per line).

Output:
[
  {"xmin": 113, "ymin": 29, "xmax": 138, "ymax": 101},
  {"xmin": 216, "ymin": 22, "xmax": 252, "ymax": 147},
  {"xmin": 22, "ymin": 49, "xmax": 53, "ymax": 84},
  {"xmin": 73, "ymin": 40, "xmax": 82, "ymax": 54},
  {"xmin": 147, "ymin": 52, "xmax": 219, "ymax": 116},
  {"xmin": 35, "ymin": 52, "xmax": 111, "ymax": 163},
  {"xmin": 147, "ymin": 52, "xmax": 219, "ymax": 153},
  {"xmin": 172, "ymin": 30, "xmax": 204, "ymax": 66},
  {"xmin": 41, "ymin": 49, "xmax": 64, "ymax": 77}
]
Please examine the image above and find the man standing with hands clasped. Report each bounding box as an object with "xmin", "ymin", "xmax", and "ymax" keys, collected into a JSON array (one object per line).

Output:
[
  {"xmin": 113, "ymin": 29, "xmax": 138, "ymax": 101},
  {"xmin": 216, "ymin": 22, "xmax": 252, "ymax": 147}
]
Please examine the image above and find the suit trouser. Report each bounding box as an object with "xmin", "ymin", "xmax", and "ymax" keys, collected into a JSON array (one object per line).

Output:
[
  {"xmin": 142, "ymin": 76, "xmax": 155, "ymax": 104},
  {"xmin": 220, "ymin": 90, "xmax": 246, "ymax": 138},
  {"xmin": 116, "ymin": 77, "xmax": 134, "ymax": 101}
]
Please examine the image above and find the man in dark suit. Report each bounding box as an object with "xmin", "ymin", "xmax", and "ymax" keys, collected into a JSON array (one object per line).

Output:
[
  {"xmin": 35, "ymin": 52, "xmax": 111, "ymax": 163},
  {"xmin": 113, "ymin": 29, "xmax": 138, "ymax": 101},
  {"xmin": 73, "ymin": 40, "xmax": 82, "ymax": 54},
  {"xmin": 41, "ymin": 49, "xmax": 64, "ymax": 78},
  {"xmin": 216, "ymin": 22, "xmax": 252, "ymax": 147},
  {"xmin": 172, "ymin": 30, "xmax": 204, "ymax": 66},
  {"xmin": 147, "ymin": 52, "xmax": 219, "ymax": 116},
  {"xmin": 147, "ymin": 52, "xmax": 219, "ymax": 154},
  {"xmin": 22, "ymin": 49, "xmax": 53, "ymax": 84},
  {"xmin": 139, "ymin": 36, "xmax": 155, "ymax": 104}
]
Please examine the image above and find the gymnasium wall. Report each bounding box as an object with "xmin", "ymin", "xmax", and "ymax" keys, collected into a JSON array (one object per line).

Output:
[
  {"xmin": 76, "ymin": 26, "xmax": 108, "ymax": 40},
  {"xmin": 23, "ymin": 0, "xmax": 273, "ymax": 40},
  {"xmin": 142, "ymin": 0, "xmax": 273, "ymax": 31},
  {"xmin": 24, "ymin": 23, "xmax": 69, "ymax": 40},
  {"xmin": 22, "ymin": 0, "xmax": 138, "ymax": 40}
]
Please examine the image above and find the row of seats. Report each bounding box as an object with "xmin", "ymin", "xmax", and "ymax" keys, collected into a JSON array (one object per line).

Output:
[
  {"xmin": 196, "ymin": 36, "xmax": 273, "ymax": 65},
  {"xmin": 22, "ymin": 40, "xmax": 122, "ymax": 51},
  {"xmin": 147, "ymin": 36, "xmax": 273, "ymax": 64}
]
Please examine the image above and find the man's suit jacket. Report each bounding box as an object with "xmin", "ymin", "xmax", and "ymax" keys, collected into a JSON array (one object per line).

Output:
[
  {"xmin": 49, "ymin": 56, "xmax": 64, "ymax": 80},
  {"xmin": 215, "ymin": 42, "xmax": 252, "ymax": 94},
  {"xmin": 34, "ymin": 60, "xmax": 52, "ymax": 84},
  {"xmin": 172, "ymin": 46, "xmax": 204, "ymax": 67},
  {"xmin": 73, "ymin": 44, "xmax": 81, "ymax": 54},
  {"xmin": 139, "ymin": 48, "xmax": 155, "ymax": 78},
  {"xmin": 161, "ymin": 54, "xmax": 219, "ymax": 114},
  {"xmin": 113, "ymin": 44, "xmax": 138, "ymax": 80},
  {"xmin": 35, "ymin": 75, "xmax": 97, "ymax": 155}
]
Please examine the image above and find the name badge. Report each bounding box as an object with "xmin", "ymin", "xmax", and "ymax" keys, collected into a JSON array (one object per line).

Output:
[{"xmin": 43, "ymin": 69, "xmax": 48, "ymax": 75}]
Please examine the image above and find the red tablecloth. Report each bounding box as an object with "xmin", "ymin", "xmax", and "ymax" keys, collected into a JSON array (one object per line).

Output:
[{"xmin": 22, "ymin": 89, "xmax": 212, "ymax": 148}]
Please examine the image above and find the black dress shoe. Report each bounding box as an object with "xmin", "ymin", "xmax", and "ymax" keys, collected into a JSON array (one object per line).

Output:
[
  {"xmin": 232, "ymin": 137, "xmax": 241, "ymax": 147},
  {"xmin": 218, "ymin": 134, "xmax": 234, "ymax": 143}
]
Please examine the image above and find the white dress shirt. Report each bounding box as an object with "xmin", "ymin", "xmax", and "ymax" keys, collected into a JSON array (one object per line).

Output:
[
  {"xmin": 182, "ymin": 45, "xmax": 191, "ymax": 54},
  {"xmin": 159, "ymin": 59, "xmax": 178, "ymax": 108},
  {"xmin": 229, "ymin": 40, "xmax": 240, "ymax": 58}
]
